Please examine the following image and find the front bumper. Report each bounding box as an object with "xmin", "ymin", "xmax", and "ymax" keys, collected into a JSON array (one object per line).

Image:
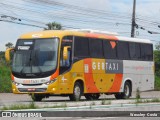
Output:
[{"xmin": 12, "ymin": 82, "xmax": 58, "ymax": 94}]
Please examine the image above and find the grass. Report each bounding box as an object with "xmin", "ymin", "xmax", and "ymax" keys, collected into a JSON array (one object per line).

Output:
[
  {"xmin": 1, "ymin": 102, "xmax": 38, "ymax": 110},
  {"xmin": 62, "ymin": 102, "xmax": 67, "ymax": 108},
  {"xmin": 135, "ymin": 98, "xmax": 160, "ymax": 104},
  {"xmin": 89, "ymin": 104, "xmax": 92, "ymax": 109},
  {"xmin": 101, "ymin": 99, "xmax": 111, "ymax": 105},
  {"xmin": 2, "ymin": 97, "xmax": 160, "ymax": 111},
  {"xmin": 45, "ymin": 103, "xmax": 67, "ymax": 108},
  {"xmin": 155, "ymin": 76, "xmax": 160, "ymax": 91},
  {"xmin": 1, "ymin": 102, "xmax": 69, "ymax": 111},
  {"xmin": 0, "ymin": 62, "xmax": 12, "ymax": 93},
  {"xmin": 136, "ymin": 88, "xmax": 141, "ymax": 99},
  {"xmin": 90, "ymin": 101, "xmax": 95, "ymax": 106}
]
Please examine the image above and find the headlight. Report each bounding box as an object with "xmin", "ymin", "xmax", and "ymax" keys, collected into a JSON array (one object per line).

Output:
[
  {"xmin": 12, "ymin": 81, "xmax": 20, "ymax": 86},
  {"xmin": 44, "ymin": 78, "xmax": 57, "ymax": 85}
]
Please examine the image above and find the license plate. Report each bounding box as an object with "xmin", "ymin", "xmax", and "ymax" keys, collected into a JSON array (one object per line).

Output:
[{"xmin": 27, "ymin": 88, "xmax": 35, "ymax": 91}]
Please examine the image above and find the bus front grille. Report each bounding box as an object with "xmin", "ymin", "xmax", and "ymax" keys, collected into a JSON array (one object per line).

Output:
[
  {"xmin": 18, "ymin": 88, "xmax": 47, "ymax": 92},
  {"xmin": 22, "ymin": 84, "xmax": 43, "ymax": 86}
]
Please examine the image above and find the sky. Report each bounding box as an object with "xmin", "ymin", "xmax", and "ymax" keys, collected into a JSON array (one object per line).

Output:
[{"xmin": 0, "ymin": 0, "xmax": 160, "ymax": 51}]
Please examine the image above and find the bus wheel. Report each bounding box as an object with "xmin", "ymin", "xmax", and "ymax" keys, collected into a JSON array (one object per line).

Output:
[
  {"xmin": 69, "ymin": 82, "xmax": 82, "ymax": 101},
  {"xmin": 115, "ymin": 82, "xmax": 131, "ymax": 99},
  {"xmin": 31, "ymin": 94, "xmax": 43, "ymax": 102},
  {"xmin": 84, "ymin": 94, "xmax": 100, "ymax": 100}
]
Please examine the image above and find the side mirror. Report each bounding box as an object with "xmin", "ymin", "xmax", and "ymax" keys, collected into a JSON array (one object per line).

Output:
[
  {"xmin": 63, "ymin": 46, "xmax": 71, "ymax": 60},
  {"xmin": 5, "ymin": 48, "xmax": 15, "ymax": 63}
]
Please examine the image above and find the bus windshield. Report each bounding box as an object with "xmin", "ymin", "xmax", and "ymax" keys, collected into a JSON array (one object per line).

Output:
[{"xmin": 12, "ymin": 38, "xmax": 59, "ymax": 78}]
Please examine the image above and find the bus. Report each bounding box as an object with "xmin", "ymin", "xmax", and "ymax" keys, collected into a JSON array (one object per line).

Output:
[{"xmin": 5, "ymin": 29, "xmax": 154, "ymax": 101}]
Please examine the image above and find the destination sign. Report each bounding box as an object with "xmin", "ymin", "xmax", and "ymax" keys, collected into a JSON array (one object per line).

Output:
[{"xmin": 18, "ymin": 46, "xmax": 30, "ymax": 50}]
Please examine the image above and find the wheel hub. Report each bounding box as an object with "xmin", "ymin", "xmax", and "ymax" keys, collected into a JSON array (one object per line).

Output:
[
  {"xmin": 74, "ymin": 86, "xmax": 80, "ymax": 98},
  {"xmin": 125, "ymin": 85, "xmax": 129, "ymax": 96}
]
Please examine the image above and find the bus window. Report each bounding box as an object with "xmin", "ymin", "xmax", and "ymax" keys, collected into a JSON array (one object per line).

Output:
[
  {"xmin": 117, "ymin": 41, "xmax": 130, "ymax": 60},
  {"xmin": 141, "ymin": 43, "xmax": 153, "ymax": 61},
  {"xmin": 103, "ymin": 40, "xmax": 117, "ymax": 59},
  {"xmin": 89, "ymin": 38, "xmax": 103, "ymax": 58},
  {"xmin": 129, "ymin": 42, "xmax": 141, "ymax": 60},
  {"xmin": 74, "ymin": 37, "xmax": 89, "ymax": 57},
  {"xmin": 146, "ymin": 44, "xmax": 153, "ymax": 61},
  {"xmin": 60, "ymin": 36, "xmax": 73, "ymax": 74},
  {"xmin": 60, "ymin": 48, "xmax": 71, "ymax": 67}
]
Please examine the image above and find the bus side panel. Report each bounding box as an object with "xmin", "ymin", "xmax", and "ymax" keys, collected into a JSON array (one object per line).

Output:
[
  {"xmin": 93, "ymin": 74, "xmax": 116, "ymax": 93},
  {"xmin": 63, "ymin": 58, "xmax": 154, "ymax": 94},
  {"xmin": 107, "ymin": 74, "xmax": 123, "ymax": 93},
  {"xmin": 55, "ymin": 73, "xmax": 72, "ymax": 94},
  {"xmin": 120, "ymin": 60, "xmax": 155, "ymax": 92},
  {"xmin": 72, "ymin": 58, "xmax": 124, "ymax": 94},
  {"xmin": 83, "ymin": 58, "xmax": 101, "ymax": 93},
  {"xmin": 57, "ymin": 59, "xmax": 85, "ymax": 94}
]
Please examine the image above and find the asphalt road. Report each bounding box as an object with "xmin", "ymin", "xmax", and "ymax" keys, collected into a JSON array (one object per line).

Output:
[
  {"xmin": 0, "ymin": 91, "xmax": 160, "ymax": 103},
  {"xmin": 1, "ymin": 91, "xmax": 160, "ymax": 119},
  {"xmin": 0, "ymin": 91, "xmax": 160, "ymax": 107}
]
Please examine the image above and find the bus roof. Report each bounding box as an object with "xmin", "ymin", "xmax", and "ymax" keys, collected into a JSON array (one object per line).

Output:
[
  {"xmin": 116, "ymin": 36, "xmax": 152, "ymax": 44},
  {"xmin": 19, "ymin": 30, "xmax": 152, "ymax": 44}
]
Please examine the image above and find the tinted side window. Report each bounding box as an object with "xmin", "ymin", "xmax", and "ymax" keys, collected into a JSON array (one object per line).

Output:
[
  {"xmin": 89, "ymin": 38, "xmax": 103, "ymax": 58},
  {"xmin": 141, "ymin": 44, "xmax": 146, "ymax": 60},
  {"xmin": 103, "ymin": 40, "xmax": 117, "ymax": 59},
  {"xmin": 146, "ymin": 44, "xmax": 153, "ymax": 61},
  {"xmin": 135, "ymin": 43, "xmax": 141, "ymax": 60},
  {"xmin": 129, "ymin": 42, "xmax": 141, "ymax": 60},
  {"xmin": 141, "ymin": 44, "xmax": 153, "ymax": 61},
  {"xmin": 74, "ymin": 37, "xmax": 89, "ymax": 57},
  {"xmin": 117, "ymin": 41, "xmax": 130, "ymax": 60}
]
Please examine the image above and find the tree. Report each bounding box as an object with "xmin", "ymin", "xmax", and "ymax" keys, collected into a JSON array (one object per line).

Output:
[
  {"xmin": 154, "ymin": 50, "xmax": 160, "ymax": 76},
  {"xmin": 155, "ymin": 42, "xmax": 160, "ymax": 50},
  {"xmin": 154, "ymin": 42, "xmax": 160, "ymax": 76},
  {"xmin": 5, "ymin": 42, "xmax": 14, "ymax": 49},
  {"xmin": 44, "ymin": 22, "xmax": 62, "ymax": 30}
]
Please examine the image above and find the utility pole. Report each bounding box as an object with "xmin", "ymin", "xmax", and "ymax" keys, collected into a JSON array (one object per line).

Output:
[{"xmin": 131, "ymin": 0, "xmax": 136, "ymax": 37}]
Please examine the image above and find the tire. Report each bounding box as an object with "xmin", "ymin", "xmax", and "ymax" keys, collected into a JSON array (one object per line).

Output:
[
  {"xmin": 31, "ymin": 94, "xmax": 43, "ymax": 102},
  {"xmin": 115, "ymin": 82, "xmax": 131, "ymax": 99},
  {"xmin": 84, "ymin": 94, "xmax": 100, "ymax": 100},
  {"xmin": 69, "ymin": 82, "xmax": 82, "ymax": 101}
]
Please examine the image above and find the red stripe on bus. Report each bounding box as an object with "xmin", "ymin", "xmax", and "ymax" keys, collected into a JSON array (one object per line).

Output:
[
  {"xmin": 85, "ymin": 33, "xmax": 119, "ymax": 40},
  {"xmin": 50, "ymin": 69, "xmax": 59, "ymax": 80},
  {"xmin": 85, "ymin": 33, "xmax": 99, "ymax": 38},
  {"xmin": 103, "ymin": 35, "xmax": 118, "ymax": 40},
  {"xmin": 84, "ymin": 59, "xmax": 99, "ymax": 93},
  {"xmin": 108, "ymin": 74, "xmax": 123, "ymax": 92}
]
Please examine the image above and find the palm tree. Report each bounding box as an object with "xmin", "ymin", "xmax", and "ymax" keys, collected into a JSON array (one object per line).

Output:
[{"xmin": 44, "ymin": 22, "xmax": 62, "ymax": 30}]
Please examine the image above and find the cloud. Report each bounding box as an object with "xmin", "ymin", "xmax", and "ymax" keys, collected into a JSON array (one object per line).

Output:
[
  {"xmin": 137, "ymin": 2, "xmax": 160, "ymax": 17},
  {"xmin": 0, "ymin": 0, "xmax": 42, "ymax": 51},
  {"xmin": 58, "ymin": 0, "xmax": 111, "ymax": 11},
  {"xmin": 0, "ymin": 0, "xmax": 160, "ymax": 51},
  {"xmin": 0, "ymin": 22, "xmax": 41, "ymax": 51}
]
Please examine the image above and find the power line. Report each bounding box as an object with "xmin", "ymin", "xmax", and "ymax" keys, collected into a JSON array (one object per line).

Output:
[
  {"xmin": 0, "ymin": 1, "xmax": 132, "ymax": 24},
  {"xmin": 0, "ymin": 19, "xmax": 45, "ymax": 28},
  {"xmin": 0, "ymin": 2, "xmax": 132, "ymax": 31},
  {"xmin": 0, "ymin": 0, "xmax": 160, "ymax": 40},
  {"xmin": 22, "ymin": 0, "xmax": 132, "ymax": 18},
  {"xmin": 5, "ymin": 0, "xmax": 132, "ymax": 21}
]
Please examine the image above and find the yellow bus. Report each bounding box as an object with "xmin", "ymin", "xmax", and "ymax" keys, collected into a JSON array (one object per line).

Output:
[{"xmin": 5, "ymin": 29, "xmax": 154, "ymax": 101}]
